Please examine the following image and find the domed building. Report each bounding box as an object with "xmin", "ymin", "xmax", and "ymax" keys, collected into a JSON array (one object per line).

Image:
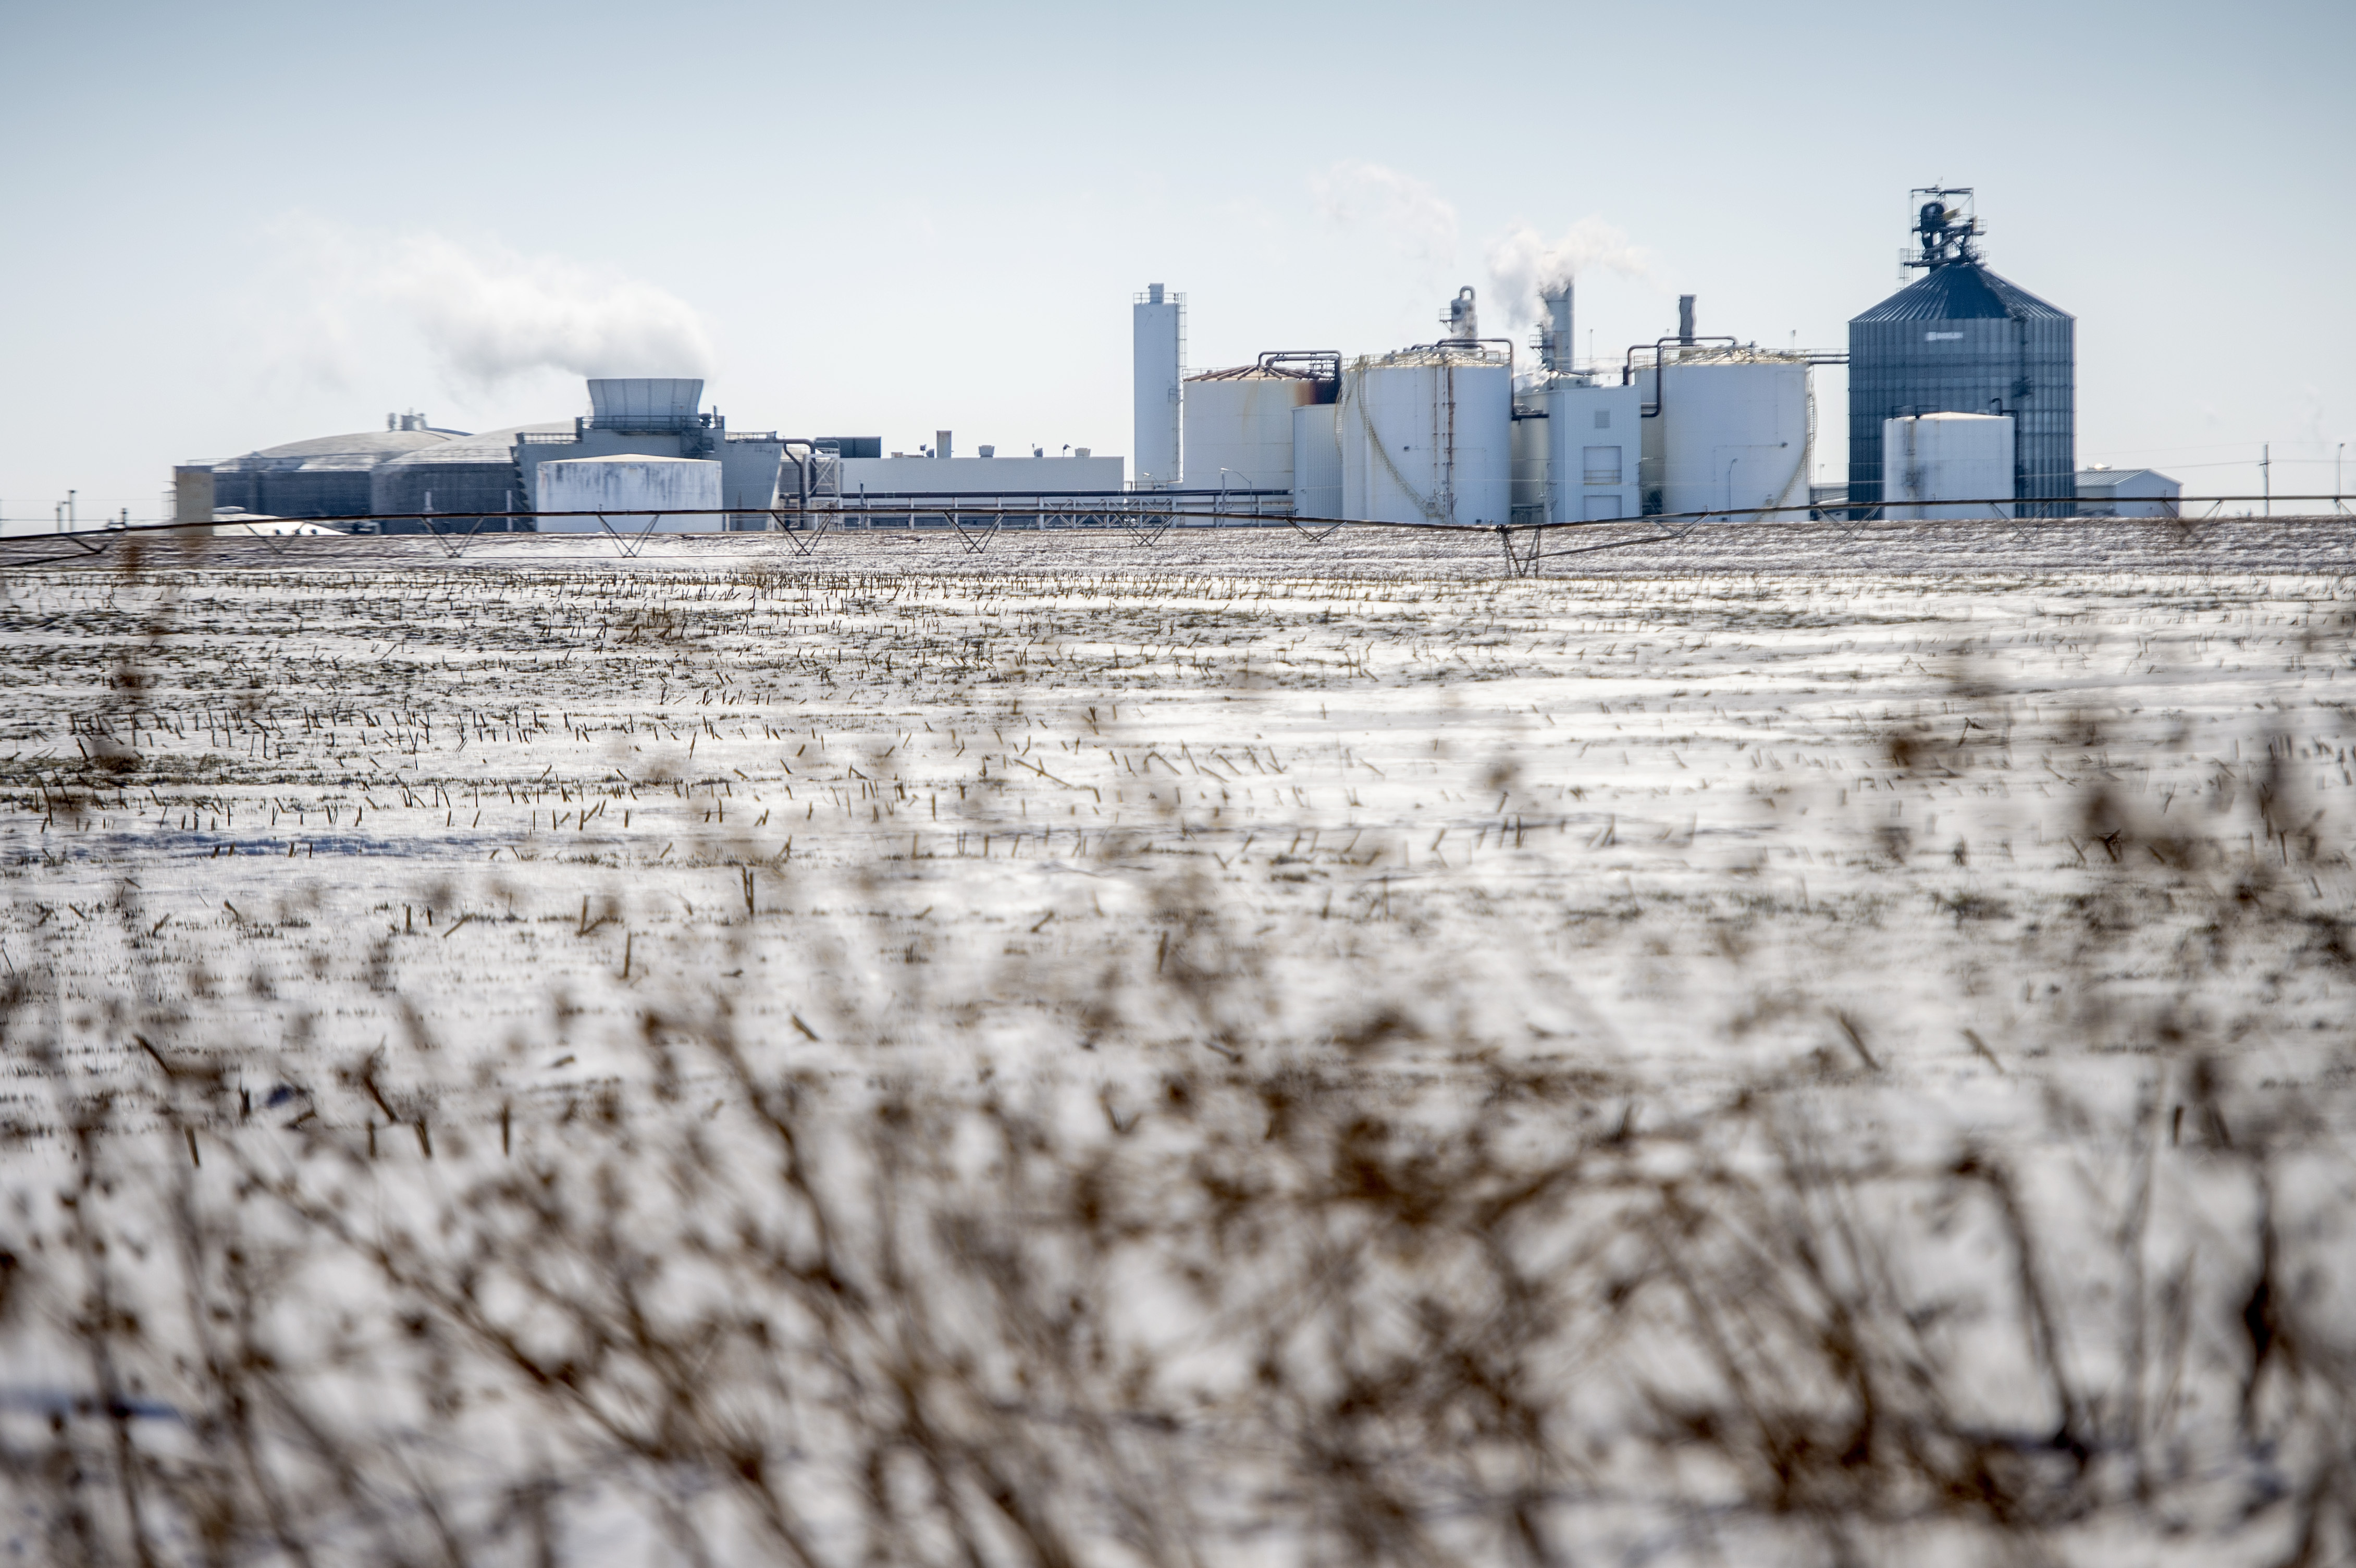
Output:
[{"xmin": 207, "ymin": 415, "xmax": 465, "ymax": 520}]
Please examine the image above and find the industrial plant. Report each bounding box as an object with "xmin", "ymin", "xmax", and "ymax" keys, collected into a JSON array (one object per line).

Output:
[{"xmin": 169, "ymin": 190, "xmax": 2180, "ymax": 536}]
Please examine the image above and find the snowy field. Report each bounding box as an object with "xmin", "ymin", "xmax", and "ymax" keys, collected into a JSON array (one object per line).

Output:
[{"xmin": 4, "ymin": 521, "xmax": 2354, "ymax": 1566}]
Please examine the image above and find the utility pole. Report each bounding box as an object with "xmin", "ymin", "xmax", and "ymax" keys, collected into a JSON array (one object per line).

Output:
[{"xmin": 2262, "ymin": 445, "xmax": 2271, "ymax": 517}]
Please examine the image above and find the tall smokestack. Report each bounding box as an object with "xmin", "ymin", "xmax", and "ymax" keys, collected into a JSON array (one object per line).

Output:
[
  {"xmin": 1443, "ymin": 286, "xmax": 1479, "ymax": 341},
  {"xmin": 1541, "ymin": 284, "xmax": 1574, "ymax": 374},
  {"xmin": 1677, "ymin": 294, "xmax": 1696, "ymax": 346}
]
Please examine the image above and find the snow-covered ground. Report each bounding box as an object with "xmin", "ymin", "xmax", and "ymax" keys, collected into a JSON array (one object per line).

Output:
[{"xmin": 4, "ymin": 524, "xmax": 2353, "ymax": 1565}]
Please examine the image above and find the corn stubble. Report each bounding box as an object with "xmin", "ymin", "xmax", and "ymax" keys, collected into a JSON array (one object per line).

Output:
[{"xmin": 2, "ymin": 533, "xmax": 2353, "ymax": 1566}]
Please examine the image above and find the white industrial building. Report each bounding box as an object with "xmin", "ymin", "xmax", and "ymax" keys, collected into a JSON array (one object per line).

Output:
[
  {"xmin": 2074, "ymin": 465, "xmax": 2181, "ymax": 517},
  {"xmin": 1160, "ymin": 281, "xmax": 1820, "ymax": 532},
  {"xmin": 1546, "ymin": 382, "xmax": 1644, "ymax": 522},
  {"xmin": 188, "ymin": 256, "xmax": 2174, "ymax": 541},
  {"xmin": 833, "ymin": 451, "xmax": 1125, "ymax": 498}
]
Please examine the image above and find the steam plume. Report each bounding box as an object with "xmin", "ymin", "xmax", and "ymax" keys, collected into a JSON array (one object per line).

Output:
[
  {"xmin": 380, "ymin": 233, "xmax": 714, "ymax": 385},
  {"xmin": 265, "ymin": 221, "xmax": 716, "ymax": 391},
  {"xmin": 1485, "ymin": 219, "xmax": 1653, "ymax": 331}
]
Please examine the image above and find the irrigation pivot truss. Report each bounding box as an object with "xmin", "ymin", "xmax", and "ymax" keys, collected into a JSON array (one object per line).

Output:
[{"xmin": 4, "ymin": 495, "xmax": 2351, "ymax": 575}]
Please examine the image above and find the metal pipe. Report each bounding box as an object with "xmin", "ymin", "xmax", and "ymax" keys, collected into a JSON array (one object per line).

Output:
[
  {"xmin": 1423, "ymin": 338, "xmax": 1515, "ymax": 369},
  {"xmin": 778, "ymin": 438, "xmax": 830, "ymax": 529},
  {"xmin": 1252, "ymin": 350, "xmax": 1343, "ymax": 381},
  {"xmin": 1619, "ymin": 336, "xmax": 1739, "ymax": 417},
  {"xmin": 1677, "ymin": 297, "xmax": 1695, "ymax": 345}
]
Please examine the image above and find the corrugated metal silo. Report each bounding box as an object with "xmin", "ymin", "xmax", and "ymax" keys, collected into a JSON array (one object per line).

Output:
[{"xmin": 1848, "ymin": 191, "xmax": 2074, "ymax": 515}]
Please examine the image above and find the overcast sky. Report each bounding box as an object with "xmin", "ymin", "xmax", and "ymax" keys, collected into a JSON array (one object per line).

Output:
[{"xmin": 3, "ymin": 0, "xmax": 2349, "ymax": 520}]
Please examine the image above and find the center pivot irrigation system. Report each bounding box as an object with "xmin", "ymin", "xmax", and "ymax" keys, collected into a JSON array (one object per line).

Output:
[{"xmin": 4, "ymin": 496, "xmax": 2351, "ymax": 576}]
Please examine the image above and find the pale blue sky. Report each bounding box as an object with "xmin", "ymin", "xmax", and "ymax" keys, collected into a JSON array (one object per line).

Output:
[{"xmin": 3, "ymin": 0, "xmax": 2350, "ymax": 518}]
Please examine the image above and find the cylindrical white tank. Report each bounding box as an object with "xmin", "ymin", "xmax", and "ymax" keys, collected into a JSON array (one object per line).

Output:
[
  {"xmin": 1183, "ymin": 371, "xmax": 1315, "ymax": 491},
  {"xmin": 536, "ymin": 455, "xmax": 723, "ymax": 532},
  {"xmin": 1338, "ymin": 349, "xmax": 1511, "ymax": 526},
  {"xmin": 1636, "ymin": 353, "xmax": 1810, "ymax": 521},
  {"xmin": 1510, "ymin": 413, "xmax": 1548, "ymax": 516},
  {"xmin": 1882, "ymin": 413, "xmax": 2014, "ymax": 520},
  {"xmin": 1292, "ymin": 404, "xmax": 1341, "ymax": 520},
  {"xmin": 1132, "ymin": 288, "xmax": 1183, "ymax": 489}
]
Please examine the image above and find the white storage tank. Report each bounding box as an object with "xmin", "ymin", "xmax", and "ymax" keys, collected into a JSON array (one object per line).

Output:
[
  {"xmin": 1883, "ymin": 413, "xmax": 2014, "ymax": 520},
  {"xmin": 1338, "ymin": 347, "xmax": 1512, "ymax": 527},
  {"xmin": 1183, "ymin": 367, "xmax": 1318, "ymax": 492},
  {"xmin": 1510, "ymin": 411, "xmax": 1548, "ymax": 518},
  {"xmin": 536, "ymin": 454, "xmax": 723, "ymax": 532},
  {"xmin": 1545, "ymin": 382, "xmax": 1643, "ymax": 523},
  {"xmin": 1634, "ymin": 351, "xmax": 1811, "ymax": 521},
  {"xmin": 1292, "ymin": 403, "xmax": 1342, "ymax": 520}
]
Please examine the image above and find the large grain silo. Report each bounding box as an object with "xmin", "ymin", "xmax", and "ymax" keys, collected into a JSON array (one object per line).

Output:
[{"xmin": 1848, "ymin": 190, "xmax": 2074, "ymax": 516}]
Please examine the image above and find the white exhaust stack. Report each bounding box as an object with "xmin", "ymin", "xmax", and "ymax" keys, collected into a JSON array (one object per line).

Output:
[{"xmin": 1541, "ymin": 285, "xmax": 1574, "ymax": 374}]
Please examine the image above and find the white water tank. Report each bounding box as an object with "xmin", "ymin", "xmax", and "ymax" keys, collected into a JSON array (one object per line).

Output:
[
  {"xmin": 1183, "ymin": 369, "xmax": 1316, "ymax": 491},
  {"xmin": 1292, "ymin": 404, "xmax": 1342, "ymax": 520},
  {"xmin": 536, "ymin": 454, "xmax": 722, "ymax": 532},
  {"xmin": 1883, "ymin": 413, "xmax": 2014, "ymax": 520},
  {"xmin": 1545, "ymin": 382, "xmax": 1643, "ymax": 523},
  {"xmin": 1338, "ymin": 348, "xmax": 1511, "ymax": 526},
  {"xmin": 1635, "ymin": 352, "xmax": 1810, "ymax": 521}
]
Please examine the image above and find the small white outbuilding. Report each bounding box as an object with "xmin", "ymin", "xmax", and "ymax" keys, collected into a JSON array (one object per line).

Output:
[
  {"xmin": 1882, "ymin": 413, "xmax": 2014, "ymax": 521},
  {"xmin": 534, "ymin": 454, "xmax": 723, "ymax": 533},
  {"xmin": 2074, "ymin": 466, "xmax": 2181, "ymax": 518}
]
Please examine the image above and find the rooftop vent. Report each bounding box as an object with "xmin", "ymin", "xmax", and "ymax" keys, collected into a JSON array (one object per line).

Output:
[{"xmin": 586, "ymin": 378, "xmax": 706, "ymax": 433}]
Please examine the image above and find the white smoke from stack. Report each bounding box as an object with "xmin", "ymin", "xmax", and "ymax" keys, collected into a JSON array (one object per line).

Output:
[
  {"xmin": 263, "ymin": 220, "xmax": 716, "ymax": 391},
  {"xmin": 379, "ymin": 233, "xmax": 714, "ymax": 385},
  {"xmin": 1484, "ymin": 218, "xmax": 1652, "ymax": 331}
]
